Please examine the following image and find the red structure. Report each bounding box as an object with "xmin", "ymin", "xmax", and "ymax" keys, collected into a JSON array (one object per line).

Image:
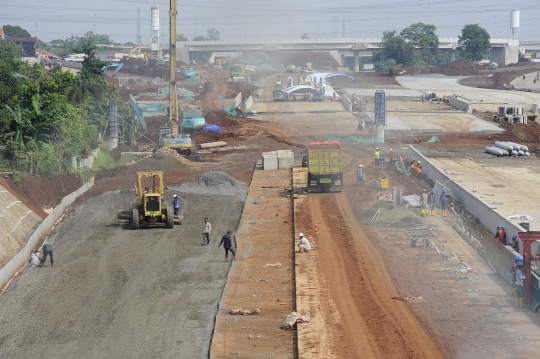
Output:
[{"xmin": 517, "ymin": 231, "xmax": 540, "ymax": 303}]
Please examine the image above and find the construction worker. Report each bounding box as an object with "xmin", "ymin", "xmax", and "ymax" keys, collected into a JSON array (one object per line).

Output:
[
  {"xmin": 373, "ymin": 147, "xmax": 380, "ymax": 160},
  {"xmin": 511, "ymin": 255, "xmax": 523, "ymax": 297},
  {"xmin": 29, "ymin": 249, "xmax": 41, "ymax": 267},
  {"xmin": 515, "ymin": 264, "xmax": 526, "ymax": 307},
  {"xmin": 389, "ymin": 149, "xmax": 395, "ymax": 167},
  {"xmin": 411, "ymin": 158, "xmax": 417, "ymax": 167},
  {"xmin": 495, "ymin": 226, "xmax": 506, "ymax": 245},
  {"xmin": 420, "ymin": 189, "xmax": 428, "ymax": 216},
  {"xmin": 218, "ymin": 231, "xmax": 237, "ymax": 262},
  {"xmin": 511, "ymin": 235, "xmax": 520, "ymax": 252},
  {"xmin": 416, "ymin": 160, "xmax": 422, "ymax": 170},
  {"xmin": 39, "ymin": 242, "xmax": 54, "ymax": 267},
  {"xmin": 202, "ymin": 217, "xmax": 212, "ymax": 246},
  {"xmin": 172, "ymin": 194, "xmax": 181, "ymax": 215},
  {"xmin": 298, "ymin": 233, "xmax": 311, "ymax": 252},
  {"xmin": 439, "ymin": 188, "xmax": 449, "ymax": 217},
  {"xmin": 427, "ymin": 189, "xmax": 436, "ymax": 216},
  {"xmin": 357, "ymin": 164, "xmax": 365, "ymax": 186}
]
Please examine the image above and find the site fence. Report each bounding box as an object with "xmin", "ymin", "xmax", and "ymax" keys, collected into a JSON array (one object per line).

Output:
[{"xmin": 0, "ymin": 178, "xmax": 94, "ymax": 291}]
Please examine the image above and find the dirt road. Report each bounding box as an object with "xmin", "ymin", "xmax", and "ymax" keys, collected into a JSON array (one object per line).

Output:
[{"xmin": 0, "ymin": 186, "xmax": 245, "ymax": 359}]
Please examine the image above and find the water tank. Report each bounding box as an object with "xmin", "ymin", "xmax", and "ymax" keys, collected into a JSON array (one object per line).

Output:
[
  {"xmin": 510, "ymin": 8, "xmax": 520, "ymax": 39},
  {"xmin": 151, "ymin": 6, "xmax": 160, "ymax": 51}
]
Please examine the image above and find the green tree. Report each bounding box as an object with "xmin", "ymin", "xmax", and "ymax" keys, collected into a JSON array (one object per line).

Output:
[
  {"xmin": 300, "ymin": 33, "xmax": 309, "ymax": 39},
  {"xmin": 206, "ymin": 28, "xmax": 220, "ymax": 41},
  {"xmin": 400, "ymin": 23, "xmax": 439, "ymax": 64},
  {"xmin": 458, "ymin": 24, "xmax": 490, "ymax": 61},
  {"xmin": 177, "ymin": 33, "xmax": 188, "ymax": 41},
  {"xmin": 3, "ymin": 25, "xmax": 31, "ymax": 37},
  {"xmin": 192, "ymin": 35, "xmax": 208, "ymax": 41},
  {"xmin": 0, "ymin": 39, "xmax": 22, "ymax": 66},
  {"xmin": 377, "ymin": 31, "xmax": 414, "ymax": 65}
]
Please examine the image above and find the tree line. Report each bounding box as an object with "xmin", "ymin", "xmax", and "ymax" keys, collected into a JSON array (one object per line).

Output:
[
  {"xmin": 0, "ymin": 35, "xmax": 136, "ymax": 180},
  {"xmin": 372, "ymin": 23, "xmax": 491, "ymax": 70}
]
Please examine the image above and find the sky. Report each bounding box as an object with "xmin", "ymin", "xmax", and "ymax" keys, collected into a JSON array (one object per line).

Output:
[{"xmin": 1, "ymin": 0, "xmax": 540, "ymax": 44}]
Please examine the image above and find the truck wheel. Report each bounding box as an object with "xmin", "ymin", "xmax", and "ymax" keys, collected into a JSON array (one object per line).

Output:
[
  {"xmin": 131, "ymin": 208, "xmax": 140, "ymax": 230},
  {"xmin": 166, "ymin": 206, "xmax": 174, "ymax": 228}
]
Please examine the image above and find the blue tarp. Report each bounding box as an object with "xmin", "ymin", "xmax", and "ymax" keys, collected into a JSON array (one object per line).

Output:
[{"xmin": 204, "ymin": 124, "xmax": 222, "ymax": 134}]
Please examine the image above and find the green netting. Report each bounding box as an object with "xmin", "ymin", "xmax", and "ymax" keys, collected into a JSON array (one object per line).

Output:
[
  {"xmin": 422, "ymin": 136, "xmax": 440, "ymax": 143},
  {"xmin": 218, "ymin": 95, "xmax": 234, "ymax": 101},
  {"xmin": 182, "ymin": 96, "xmax": 194, "ymax": 101},
  {"xmin": 322, "ymin": 133, "xmax": 339, "ymax": 141},
  {"xmin": 346, "ymin": 136, "xmax": 385, "ymax": 144}
]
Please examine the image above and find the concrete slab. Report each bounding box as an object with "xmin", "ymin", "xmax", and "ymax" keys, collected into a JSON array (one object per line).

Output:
[
  {"xmin": 511, "ymin": 71, "xmax": 540, "ymax": 92},
  {"xmin": 386, "ymin": 112, "xmax": 503, "ymax": 133},
  {"xmin": 427, "ymin": 157, "xmax": 540, "ymax": 231},
  {"xmin": 210, "ymin": 164, "xmax": 295, "ymax": 358},
  {"xmin": 396, "ymin": 75, "xmax": 540, "ymax": 106}
]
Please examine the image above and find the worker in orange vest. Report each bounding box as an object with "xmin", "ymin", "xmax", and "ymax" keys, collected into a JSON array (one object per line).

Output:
[
  {"xmin": 495, "ymin": 225, "xmax": 506, "ymax": 245},
  {"xmin": 416, "ymin": 160, "xmax": 422, "ymax": 170}
]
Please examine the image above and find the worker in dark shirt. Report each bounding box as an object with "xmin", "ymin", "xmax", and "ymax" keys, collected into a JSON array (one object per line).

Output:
[
  {"xmin": 218, "ymin": 231, "xmax": 237, "ymax": 262},
  {"xmin": 39, "ymin": 242, "xmax": 54, "ymax": 267}
]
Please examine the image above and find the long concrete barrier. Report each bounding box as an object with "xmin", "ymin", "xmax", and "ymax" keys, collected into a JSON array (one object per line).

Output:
[
  {"xmin": 0, "ymin": 178, "xmax": 94, "ymax": 291},
  {"xmin": 408, "ymin": 145, "xmax": 521, "ymax": 285},
  {"xmin": 340, "ymin": 92, "xmax": 352, "ymax": 112}
]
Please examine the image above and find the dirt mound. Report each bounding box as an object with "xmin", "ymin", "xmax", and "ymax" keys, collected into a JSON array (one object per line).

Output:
[
  {"xmin": 204, "ymin": 111, "xmax": 239, "ymax": 127},
  {"xmin": 134, "ymin": 153, "xmax": 189, "ymax": 171},
  {"xmin": 490, "ymin": 121, "xmax": 540, "ymax": 145},
  {"xmin": 440, "ymin": 59, "xmax": 479, "ymax": 76}
]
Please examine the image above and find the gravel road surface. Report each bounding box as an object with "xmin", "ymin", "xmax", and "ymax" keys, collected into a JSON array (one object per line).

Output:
[{"xmin": 0, "ymin": 174, "xmax": 245, "ymax": 359}]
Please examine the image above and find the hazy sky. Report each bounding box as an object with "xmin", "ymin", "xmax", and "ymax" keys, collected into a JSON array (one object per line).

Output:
[{"xmin": 2, "ymin": 0, "xmax": 539, "ymax": 43}]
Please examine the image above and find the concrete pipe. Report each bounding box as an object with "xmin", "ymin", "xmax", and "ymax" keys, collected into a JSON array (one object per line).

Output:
[
  {"xmin": 511, "ymin": 150, "xmax": 518, "ymax": 157},
  {"xmin": 507, "ymin": 142, "xmax": 528, "ymax": 152},
  {"xmin": 518, "ymin": 150, "xmax": 525, "ymax": 156},
  {"xmin": 198, "ymin": 141, "xmax": 228, "ymax": 149},
  {"xmin": 485, "ymin": 146, "xmax": 506, "ymax": 157},
  {"xmin": 525, "ymin": 151, "xmax": 530, "ymax": 156},
  {"xmin": 494, "ymin": 141, "xmax": 514, "ymax": 152}
]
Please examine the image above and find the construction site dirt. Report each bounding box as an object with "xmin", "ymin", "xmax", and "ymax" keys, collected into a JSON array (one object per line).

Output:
[{"xmin": 2, "ymin": 66, "xmax": 540, "ymax": 359}]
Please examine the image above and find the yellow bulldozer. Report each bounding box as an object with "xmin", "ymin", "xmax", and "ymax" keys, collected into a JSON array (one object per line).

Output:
[{"xmin": 117, "ymin": 171, "xmax": 181, "ymax": 229}]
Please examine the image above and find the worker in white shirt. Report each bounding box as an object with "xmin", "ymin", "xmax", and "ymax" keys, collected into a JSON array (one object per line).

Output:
[{"xmin": 298, "ymin": 233, "xmax": 311, "ymax": 252}]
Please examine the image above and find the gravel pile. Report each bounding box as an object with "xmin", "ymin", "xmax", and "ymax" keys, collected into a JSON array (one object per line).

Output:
[
  {"xmin": 138, "ymin": 87, "xmax": 195, "ymax": 99},
  {"xmin": 179, "ymin": 105, "xmax": 202, "ymax": 116},
  {"xmin": 174, "ymin": 171, "xmax": 248, "ymax": 199}
]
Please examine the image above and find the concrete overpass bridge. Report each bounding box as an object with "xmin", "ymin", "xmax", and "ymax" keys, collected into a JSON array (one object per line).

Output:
[{"xmin": 177, "ymin": 38, "xmax": 519, "ymax": 70}]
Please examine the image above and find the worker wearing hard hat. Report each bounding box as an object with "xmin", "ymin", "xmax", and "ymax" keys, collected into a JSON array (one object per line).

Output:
[
  {"xmin": 420, "ymin": 189, "xmax": 428, "ymax": 216},
  {"xmin": 515, "ymin": 263, "xmax": 526, "ymax": 308},
  {"xmin": 416, "ymin": 160, "xmax": 422, "ymax": 170},
  {"xmin": 439, "ymin": 188, "xmax": 449, "ymax": 217},
  {"xmin": 389, "ymin": 149, "xmax": 395, "ymax": 167},
  {"xmin": 511, "ymin": 235, "xmax": 519, "ymax": 252},
  {"xmin": 357, "ymin": 164, "xmax": 365, "ymax": 186},
  {"xmin": 495, "ymin": 225, "xmax": 506, "ymax": 245},
  {"xmin": 427, "ymin": 189, "xmax": 436, "ymax": 216},
  {"xmin": 511, "ymin": 254, "xmax": 523, "ymax": 298},
  {"xmin": 373, "ymin": 148, "xmax": 380, "ymax": 160},
  {"xmin": 298, "ymin": 233, "xmax": 311, "ymax": 252},
  {"xmin": 172, "ymin": 194, "xmax": 181, "ymax": 215}
]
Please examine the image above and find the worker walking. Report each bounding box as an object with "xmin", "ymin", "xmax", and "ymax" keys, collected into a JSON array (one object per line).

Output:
[
  {"xmin": 439, "ymin": 188, "xmax": 449, "ymax": 217},
  {"xmin": 511, "ymin": 255, "xmax": 523, "ymax": 297},
  {"xmin": 357, "ymin": 164, "xmax": 365, "ymax": 186},
  {"xmin": 427, "ymin": 189, "xmax": 436, "ymax": 216},
  {"xmin": 420, "ymin": 189, "xmax": 428, "ymax": 216},
  {"xmin": 218, "ymin": 231, "xmax": 237, "ymax": 262},
  {"xmin": 172, "ymin": 194, "xmax": 181, "ymax": 215},
  {"xmin": 202, "ymin": 217, "xmax": 212, "ymax": 246},
  {"xmin": 298, "ymin": 233, "xmax": 311, "ymax": 252},
  {"xmin": 39, "ymin": 242, "xmax": 54, "ymax": 267},
  {"xmin": 515, "ymin": 264, "xmax": 526, "ymax": 308}
]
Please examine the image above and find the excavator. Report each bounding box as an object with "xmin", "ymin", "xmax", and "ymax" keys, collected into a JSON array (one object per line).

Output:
[
  {"xmin": 157, "ymin": 1, "xmax": 195, "ymax": 155},
  {"xmin": 126, "ymin": 43, "xmax": 143, "ymax": 59}
]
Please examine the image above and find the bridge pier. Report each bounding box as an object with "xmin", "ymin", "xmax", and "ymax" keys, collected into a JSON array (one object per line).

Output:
[{"xmin": 353, "ymin": 50, "xmax": 360, "ymax": 72}]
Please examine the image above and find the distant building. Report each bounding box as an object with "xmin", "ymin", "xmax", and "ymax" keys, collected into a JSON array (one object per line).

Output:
[{"xmin": 5, "ymin": 37, "xmax": 37, "ymax": 57}]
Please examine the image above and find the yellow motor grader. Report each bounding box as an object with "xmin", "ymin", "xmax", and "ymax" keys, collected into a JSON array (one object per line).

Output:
[{"xmin": 117, "ymin": 171, "xmax": 181, "ymax": 229}]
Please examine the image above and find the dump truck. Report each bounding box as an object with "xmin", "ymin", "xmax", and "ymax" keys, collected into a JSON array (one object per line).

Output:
[
  {"xmin": 307, "ymin": 141, "xmax": 343, "ymax": 192},
  {"xmin": 230, "ymin": 64, "xmax": 246, "ymax": 82},
  {"xmin": 117, "ymin": 171, "xmax": 182, "ymax": 229}
]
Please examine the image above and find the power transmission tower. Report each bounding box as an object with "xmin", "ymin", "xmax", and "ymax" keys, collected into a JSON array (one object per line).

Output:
[{"xmin": 136, "ymin": 7, "xmax": 142, "ymax": 44}]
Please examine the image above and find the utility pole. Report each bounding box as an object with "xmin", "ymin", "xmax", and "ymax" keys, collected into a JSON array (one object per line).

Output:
[
  {"xmin": 342, "ymin": 15, "xmax": 345, "ymax": 38},
  {"xmin": 136, "ymin": 7, "xmax": 142, "ymax": 45},
  {"xmin": 169, "ymin": 0, "xmax": 179, "ymax": 135}
]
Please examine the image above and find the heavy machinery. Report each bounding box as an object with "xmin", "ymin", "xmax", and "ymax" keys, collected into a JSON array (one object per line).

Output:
[
  {"xmin": 306, "ymin": 141, "xmax": 343, "ymax": 192},
  {"xmin": 230, "ymin": 64, "xmax": 245, "ymax": 82},
  {"xmin": 126, "ymin": 43, "xmax": 144, "ymax": 59},
  {"xmin": 117, "ymin": 171, "xmax": 181, "ymax": 229},
  {"xmin": 101, "ymin": 63, "xmax": 124, "ymax": 75},
  {"xmin": 286, "ymin": 64, "xmax": 296, "ymax": 73},
  {"xmin": 158, "ymin": 1, "xmax": 195, "ymax": 155}
]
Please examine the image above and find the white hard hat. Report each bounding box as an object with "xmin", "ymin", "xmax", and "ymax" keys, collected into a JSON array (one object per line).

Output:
[
  {"xmin": 299, "ymin": 233, "xmax": 304, "ymax": 237},
  {"xmin": 173, "ymin": 194, "xmax": 177, "ymax": 197}
]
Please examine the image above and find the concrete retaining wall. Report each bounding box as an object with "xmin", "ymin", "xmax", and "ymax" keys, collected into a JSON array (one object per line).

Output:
[
  {"xmin": 0, "ymin": 178, "xmax": 94, "ymax": 291},
  {"xmin": 408, "ymin": 145, "xmax": 520, "ymax": 285},
  {"xmin": 447, "ymin": 96, "xmax": 471, "ymax": 113},
  {"xmin": 73, "ymin": 147, "xmax": 100, "ymax": 170},
  {"xmin": 340, "ymin": 92, "xmax": 352, "ymax": 112}
]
